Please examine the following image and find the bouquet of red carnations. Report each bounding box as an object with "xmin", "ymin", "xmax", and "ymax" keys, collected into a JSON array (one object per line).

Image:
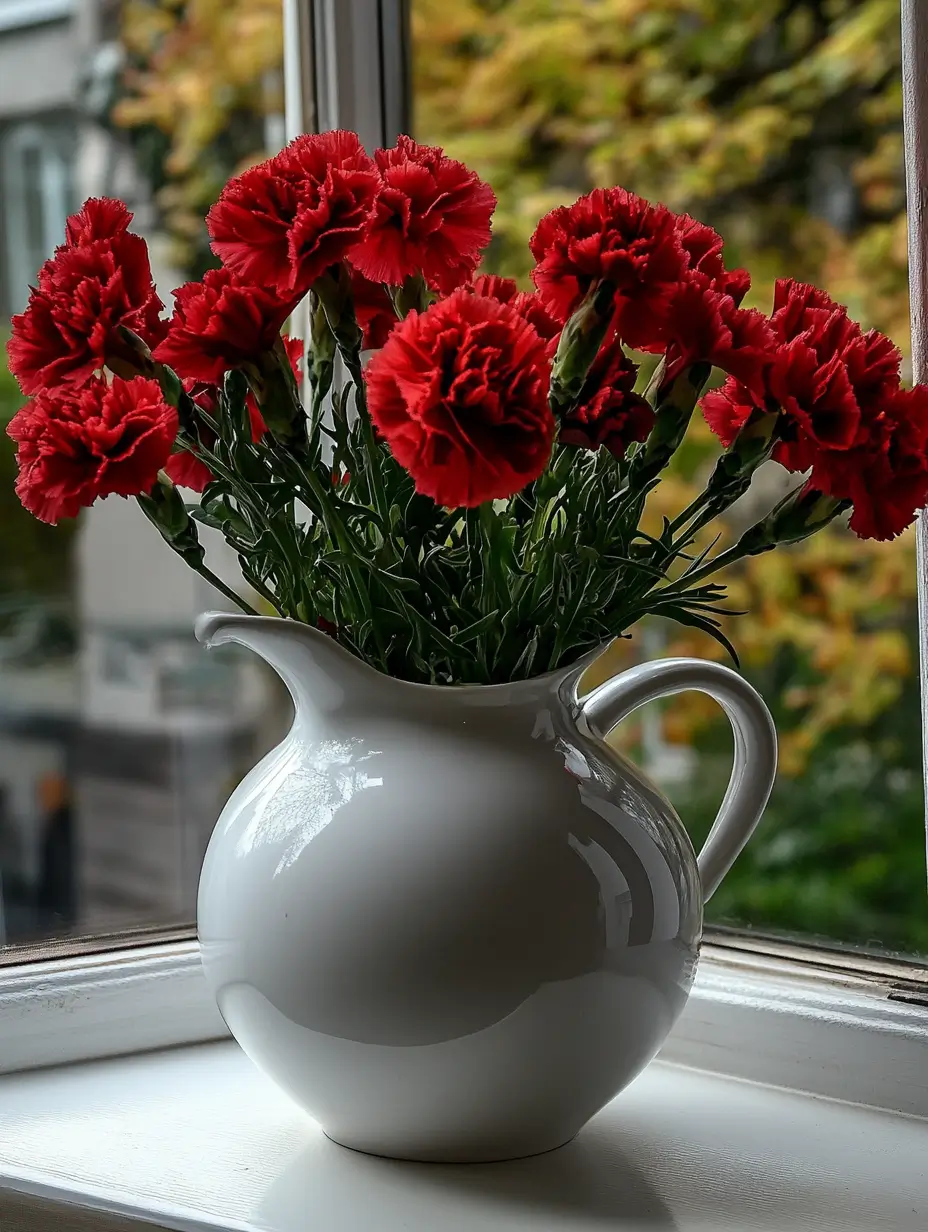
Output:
[{"xmin": 6, "ymin": 130, "xmax": 926, "ymax": 683}]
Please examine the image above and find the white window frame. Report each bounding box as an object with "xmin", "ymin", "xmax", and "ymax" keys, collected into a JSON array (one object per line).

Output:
[
  {"xmin": 2, "ymin": 0, "xmax": 928, "ymax": 1124},
  {"xmin": 1, "ymin": 119, "xmax": 72, "ymax": 315}
]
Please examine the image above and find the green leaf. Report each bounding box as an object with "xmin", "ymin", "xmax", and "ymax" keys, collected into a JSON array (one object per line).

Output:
[
  {"xmin": 188, "ymin": 505, "xmax": 224, "ymax": 532},
  {"xmin": 454, "ymin": 610, "xmax": 501, "ymax": 645},
  {"xmin": 512, "ymin": 633, "xmax": 540, "ymax": 679},
  {"xmin": 658, "ymin": 604, "xmax": 741, "ymax": 668}
]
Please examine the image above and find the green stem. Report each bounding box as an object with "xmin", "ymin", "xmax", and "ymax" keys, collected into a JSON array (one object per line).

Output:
[
  {"xmin": 239, "ymin": 563, "xmax": 284, "ymax": 616},
  {"xmin": 672, "ymin": 540, "xmax": 755, "ymax": 591},
  {"xmin": 187, "ymin": 554, "xmax": 260, "ymax": 616},
  {"xmin": 301, "ymin": 460, "xmax": 390, "ymax": 668},
  {"xmin": 667, "ymin": 487, "xmax": 715, "ymax": 538},
  {"xmin": 200, "ymin": 448, "xmax": 306, "ymax": 616},
  {"xmin": 343, "ymin": 351, "xmax": 390, "ymax": 526}
]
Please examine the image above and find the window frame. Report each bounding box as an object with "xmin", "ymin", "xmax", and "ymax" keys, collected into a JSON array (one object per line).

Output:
[
  {"xmin": 0, "ymin": 116, "xmax": 73, "ymax": 315},
  {"xmin": 903, "ymin": 0, "xmax": 928, "ymax": 884},
  {"xmin": 2, "ymin": 929, "xmax": 927, "ymax": 1119},
  {"xmin": 1, "ymin": 0, "xmax": 927, "ymax": 1116}
]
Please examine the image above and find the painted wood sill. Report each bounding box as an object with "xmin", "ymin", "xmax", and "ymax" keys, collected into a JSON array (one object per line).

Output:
[{"xmin": 0, "ymin": 1040, "xmax": 924, "ymax": 1232}]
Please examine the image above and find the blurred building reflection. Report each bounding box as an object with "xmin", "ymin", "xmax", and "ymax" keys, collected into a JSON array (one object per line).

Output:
[{"xmin": 0, "ymin": 0, "xmax": 286, "ymax": 944}]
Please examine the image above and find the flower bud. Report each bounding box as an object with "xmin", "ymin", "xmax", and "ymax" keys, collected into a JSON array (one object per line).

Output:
[
  {"xmin": 106, "ymin": 325, "xmax": 158, "ymax": 380},
  {"xmin": 309, "ymin": 296, "xmax": 336, "ymax": 404},
  {"xmin": 138, "ymin": 474, "xmax": 205, "ymax": 567},
  {"xmin": 549, "ymin": 280, "xmax": 615, "ymax": 412},
  {"xmin": 315, "ymin": 263, "xmax": 364, "ymax": 359},
  {"xmin": 738, "ymin": 486, "xmax": 847, "ymax": 555},
  {"xmin": 246, "ymin": 347, "xmax": 305, "ymax": 443},
  {"xmin": 697, "ymin": 405, "xmax": 780, "ymax": 516},
  {"xmin": 390, "ymin": 271, "xmax": 430, "ymax": 319},
  {"xmin": 628, "ymin": 361, "xmax": 711, "ymax": 486},
  {"xmin": 156, "ymin": 361, "xmax": 186, "ymax": 411}
]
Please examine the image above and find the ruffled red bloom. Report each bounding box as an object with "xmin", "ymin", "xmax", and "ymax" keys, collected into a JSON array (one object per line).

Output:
[
  {"xmin": 559, "ymin": 333, "xmax": 654, "ymax": 458},
  {"xmin": 702, "ymin": 278, "xmax": 902, "ymax": 460},
  {"xmin": 471, "ymin": 274, "xmax": 518, "ymax": 302},
  {"xmin": 64, "ymin": 198, "xmax": 133, "ymax": 246},
  {"xmin": 840, "ymin": 385, "xmax": 928, "ymax": 540},
  {"xmin": 770, "ymin": 278, "xmax": 844, "ymax": 341},
  {"xmin": 700, "ymin": 379, "xmax": 750, "ymax": 447},
  {"xmin": 6, "ymin": 376, "xmax": 177, "ymax": 523},
  {"xmin": 674, "ymin": 214, "xmax": 750, "ymax": 304},
  {"xmin": 7, "ymin": 202, "xmax": 167, "ymax": 395},
  {"xmin": 155, "ymin": 268, "xmax": 295, "ymax": 383},
  {"xmin": 351, "ymin": 136, "xmax": 495, "ymax": 294},
  {"xmin": 364, "ymin": 289, "xmax": 554, "ymax": 507},
  {"xmin": 767, "ymin": 339, "xmax": 861, "ymax": 470},
  {"xmin": 529, "ymin": 187, "xmax": 687, "ymax": 345},
  {"xmin": 163, "ymin": 382, "xmax": 221, "ymax": 492},
  {"xmin": 470, "ymin": 274, "xmax": 561, "ymax": 354},
  {"xmin": 207, "ymin": 130, "xmax": 380, "ymax": 298},
  {"xmin": 164, "ymin": 335, "xmax": 304, "ymax": 492},
  {"xmin": 700, "ymin": 278, "xmax": 920, "ymax": 539},
  {"xmin": 661, "ymin": 273, "xmax": 775, "ymax": 392},
  {"xmin": 349, "ymin": 267, "xmax": 399, "ymax": 350}
]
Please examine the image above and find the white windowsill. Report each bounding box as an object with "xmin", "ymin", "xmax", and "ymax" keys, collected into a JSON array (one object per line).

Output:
[
  {"xmin": 4, "ymin": 938, "xmax": 928, "ymax": 1118},
  {"xmin": 0, "ymin": 1041, "xmax": 925, "ymax": 1231},
  {"xmin": 0, "ymin": 940, "xmax": 926, "ymax": 1228}
]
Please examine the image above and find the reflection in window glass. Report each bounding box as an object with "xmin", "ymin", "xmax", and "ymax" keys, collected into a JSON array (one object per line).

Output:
[
  {"xmin": 0, "ymin": 0, "xmax": 288, "ymax": 946},
  {"xmin": 412, "ymin": 0, "xmax": 927, "ymax": 952}
]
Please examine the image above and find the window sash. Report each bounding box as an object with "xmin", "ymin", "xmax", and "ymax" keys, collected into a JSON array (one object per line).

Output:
[
  {"xmin": 286, "ymin": 0, "xmax": 410, "ymax": 148},
  {"xmin": 902, "ymin": 0, "xmax": 928, "ymax": 875},
  {"xmin": 1, "ymin": 0, "xmax": 927, "ymax": 1024}
]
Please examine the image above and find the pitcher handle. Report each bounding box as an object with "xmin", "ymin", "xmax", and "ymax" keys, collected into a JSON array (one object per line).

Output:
[{"xmin": 577, "ymin": 658, "xmax": 777, "ymax": 902}]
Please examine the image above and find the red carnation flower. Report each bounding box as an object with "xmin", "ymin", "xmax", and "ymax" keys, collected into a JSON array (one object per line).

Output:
[
  {"xmin": 700, "ymin": 277, "xmax": 919, "ymax": 538},
  {"xmin": 661, "ymin": 274, "xmax": 775, "ymax": 392},
  {"xmin": 843, "ymin": 326, "xmax": 902, "ymax": 408},
  {"xmin": 364, "ymin": 289, "xmax": 554, "ymax": 507},
  {"xmin": 767, "ymin": 339, "xmax": 861, "ymax": 471},
  {"xmin": 470, "ymin": 274, "xmax": 561, "ymax": 354},
  {"xmin": 702, "ymin": 279, "xmax": 901, "ymax": 460},
  {"xmin": 349, "ymin": 267, "xmax": 399, "ymax": 350},
  {"xmin": 559, "ymin": 333, "xmax": 654, "ymax": 459},
  {"xmin": 154, "ymin": 268, "xmax": 295, "ymax": 383},
  {"xmin": 165, "ymin": 334, "xmax": 303, "ymax": 492},
  {"xmin": 470, "ymin": 274, "xmax": 519, "ymax": 302},
  {"xmin": 700, "ymin": 379, "xmax": 751, "ymax": 447},
  {"xmin": 770, "ymin": 278, "xmax": 846, "ymax": 341},
  {"xmin": 529, "ymin": 187, "xmax": 687, "ymax": 346},
  {"xmin": 674, "ymin": 214, "xmax": 750, "ymax": 304},
  {"xmin": 7, "ymin": 376, "xmax": 178, "ymax": 524},
  {"xmin": 840, "ymin": 384, "xmax": 928, "ymax": 540},
  {"xmin": 207, "ymin": 130, "xmax": 380, "ymax": 298},
  {"xmin": 352, "ymin": 135, "xmax": 495, "ymax": 294},
  {"xmin": 64, "ymin": 198, "xmax": 133, "ymax": 246},
  {"xmin": 279, "ymin": 332, "xmax": 305, "ymax": 385},
  {"xmin": 7, "ymin": 211, "xmax": 167, "ymax": 396}
]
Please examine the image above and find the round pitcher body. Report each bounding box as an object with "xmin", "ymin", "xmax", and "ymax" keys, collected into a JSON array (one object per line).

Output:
[{"xmin": 197, "ymin": 619, "xmax": 705, "ymax": 1163}]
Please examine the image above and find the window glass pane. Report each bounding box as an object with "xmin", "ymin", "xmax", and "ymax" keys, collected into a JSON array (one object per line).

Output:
[
  {"xmin": 412, "ymin": 0, "xmax": 927, "ymax": 954},
  {"xmin": 0, "ymin": 0, "xmax": 288, "ymax": 947}
]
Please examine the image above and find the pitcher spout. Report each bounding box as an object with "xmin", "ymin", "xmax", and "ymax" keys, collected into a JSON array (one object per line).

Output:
[{"xmin": 195, "ymin": 611, "xmax": 390, "ymax": 720}]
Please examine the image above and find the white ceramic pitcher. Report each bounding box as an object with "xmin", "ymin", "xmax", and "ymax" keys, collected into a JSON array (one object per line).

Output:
[{"xmin": 196, "ymin": 612, "xmax": 776, "ymax": 1162}]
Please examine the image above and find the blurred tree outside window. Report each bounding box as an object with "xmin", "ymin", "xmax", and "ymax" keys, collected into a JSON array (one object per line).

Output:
[
  {"xmin": 111, "ymin": 0, "xmax": 285, "ymax": 278},
  {"xmin": 408, "ymin": 0, "xmax": 926, "ymax": 953},
  {"xmin": 2, "ymin": 1, "xmax": 925, "ymax": 953}
]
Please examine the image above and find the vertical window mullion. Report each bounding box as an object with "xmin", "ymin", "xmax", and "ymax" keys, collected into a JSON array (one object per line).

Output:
[
  {"xmin": 283, "ymin": 0, "xmax": 317, "ymax": 140},
  {"xmin": 901, "ymin": 0, "xmax": 928, "ymax": 876},
  {"xmin": 285, "ymin": 0, "xmax": 410, "ymax": 149}
]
